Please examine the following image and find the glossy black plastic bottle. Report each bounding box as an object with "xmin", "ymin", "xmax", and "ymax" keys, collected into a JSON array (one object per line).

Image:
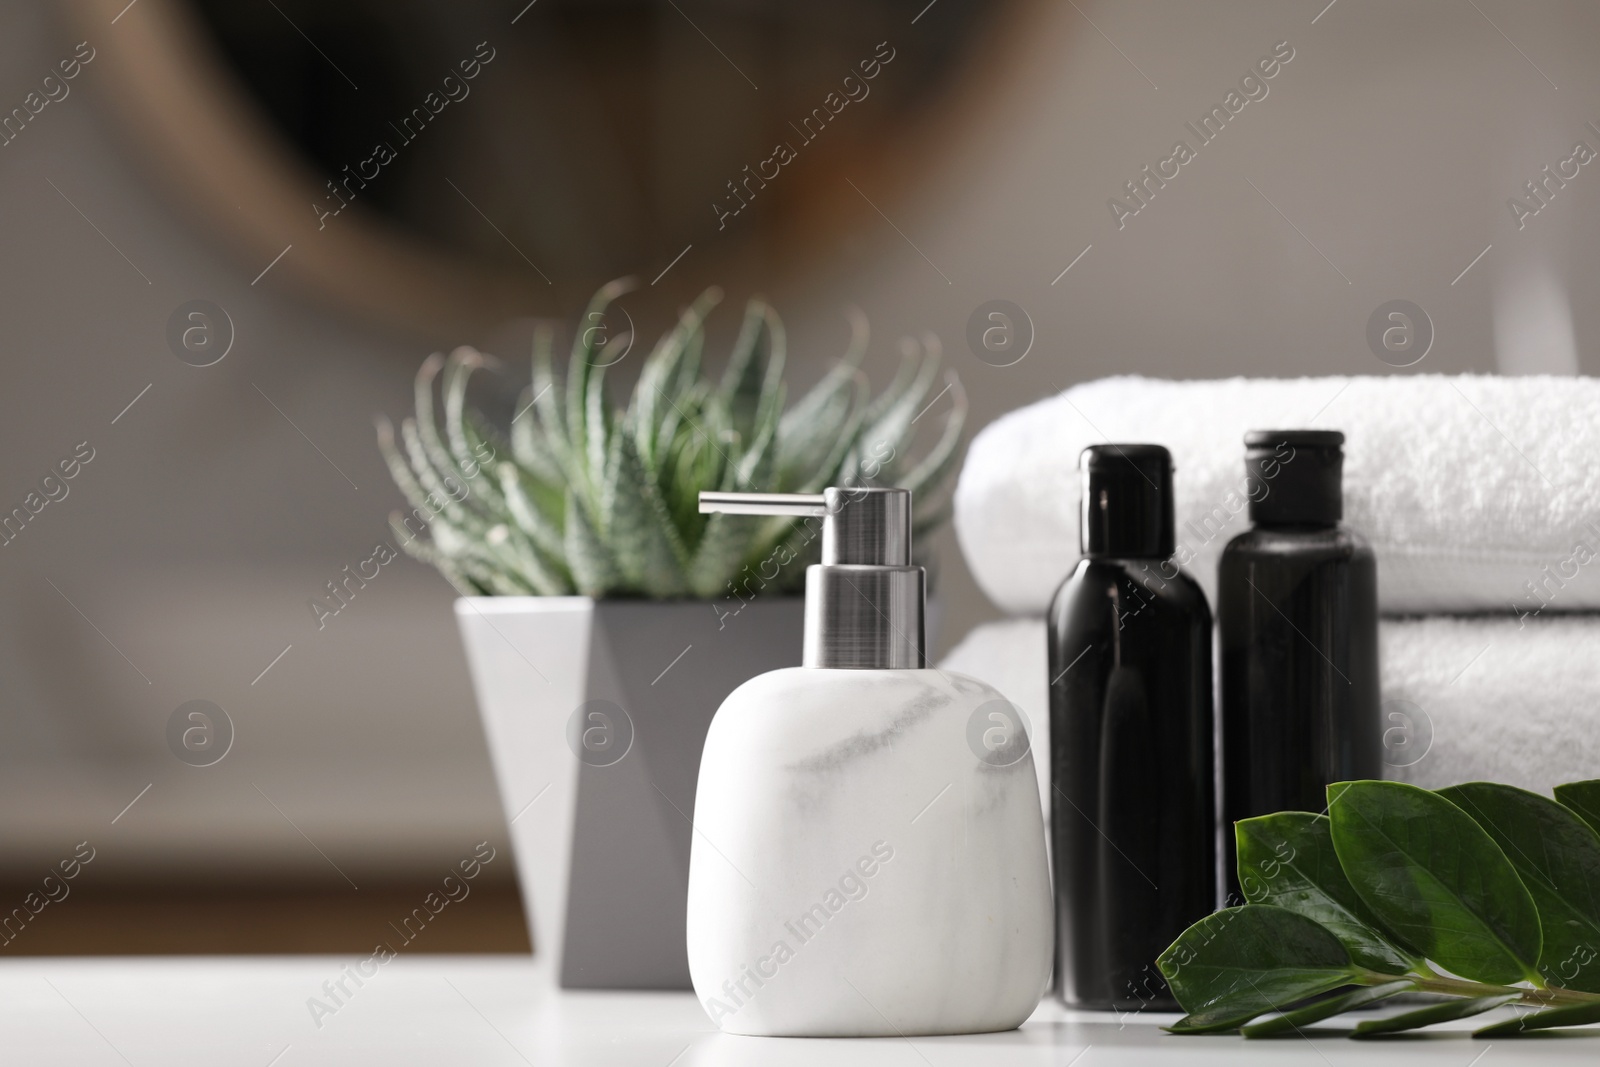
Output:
[
  {"xmin": 1049, "ymin": 444, "xmax": 1215, "ymax": 1011},
  {"xmin": 1219, "ymin": 431, "xmax": 1380, "ymax": 899}
]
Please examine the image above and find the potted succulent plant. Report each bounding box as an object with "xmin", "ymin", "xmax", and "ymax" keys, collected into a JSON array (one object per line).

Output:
[{"xmin": 378, "ymin": 280, "xmax": 964, "ymax": 989}]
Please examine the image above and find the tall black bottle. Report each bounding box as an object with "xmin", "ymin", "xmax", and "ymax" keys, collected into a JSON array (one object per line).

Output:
[
  {"xmin": 1219, "ymin": 430, "xmax": 1380, "ymax": 898},
  {"xmin": 1049, "ymin": 444, "xmax": 1215, "ymax": 1011}
]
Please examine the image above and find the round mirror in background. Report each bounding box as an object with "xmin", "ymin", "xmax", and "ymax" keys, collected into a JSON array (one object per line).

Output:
[{"xmin": 70, "ymin": 0, "xmax": 1021, "ymax": 338}]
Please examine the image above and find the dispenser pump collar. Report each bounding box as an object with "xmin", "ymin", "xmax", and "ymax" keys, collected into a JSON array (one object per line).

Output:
[{"xmin": 698, "ymin": 487, "xmax": 924, "ymax": 669}]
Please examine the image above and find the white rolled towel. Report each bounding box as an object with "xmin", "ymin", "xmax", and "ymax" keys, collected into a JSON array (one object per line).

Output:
[
  {"xmin": 939, "ymin": 614, "xmax": 1600, "ymax": 808},
  {"xmin": 954, "ymin": 375, "xmax": 1600, "ymax": 615}
]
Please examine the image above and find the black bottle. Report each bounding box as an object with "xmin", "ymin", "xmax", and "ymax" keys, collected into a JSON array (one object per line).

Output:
[
  {"xmin": 1048, "ymin": 444, "xmax": 1215, "ymax": 1011},
  {"xmin": 1219, "ymin": 430, "xmax": 1380, "ymax": 899}
]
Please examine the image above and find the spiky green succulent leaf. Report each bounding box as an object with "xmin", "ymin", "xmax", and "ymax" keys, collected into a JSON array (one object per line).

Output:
[
  {"xmin": 565, "ymin": 278, "xmax": 634, "ymax": 452},
  {"xmin": 378, "ymin": 285, "xmax": 965, "ymax": 599},
  {"xmin": 900, "ymin": 371, "xmax": 967, "ymax": 499},
  {"xmin": 497, "ymin": 463, "xmax": 568, "ymax": 572},
  {"xmin": 563, "ymin": 488, "xmax": 618, "ymax": 596},
  {"xmin": 849, "ymin": 337, "xmax": 943, "ymax": 483},
  {"xmin": 719, "ymin": 299, "xmax": 784, "ymax": 444},
  {"xmin": 593, "ymin": 419, "xmax": 682, "ymax": 593},
  {"xmin": 777, "ymin": 312, "xmax": 867, "ymax": 486},
  {"xmin": 638, "ymin": 291, "xmax": 722, "ymax": 470},
  {"xmin": 511, "ymin": 386, "xmax": 563, "ymax": 484}
]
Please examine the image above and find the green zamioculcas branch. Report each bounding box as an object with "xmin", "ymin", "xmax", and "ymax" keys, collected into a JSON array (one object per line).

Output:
[
  {"xmin": 1160, "ymin": 779, "xmax": 1600, "ymax": 1039},
  {"xmin": 376, "ymin": 280, "xmax": 966, "ymax": 599}
]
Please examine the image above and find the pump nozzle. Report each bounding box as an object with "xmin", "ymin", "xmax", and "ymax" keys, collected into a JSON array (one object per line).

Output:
[
  {"xmin": 700, "ymin": 487, "xmax": 912, "ymax": 567},
  {"xmin": 698, "ymin": 492, "xmax": 826, "ymax": 517},
  {"xmin": 697, "ymin": 487, "xmax": 923, "ymax": 669}
]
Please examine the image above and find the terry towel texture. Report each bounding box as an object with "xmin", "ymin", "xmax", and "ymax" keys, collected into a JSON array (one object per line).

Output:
[
  {"xmin": 954, "ymin": 374, "xmax": 1600, "ymax": 615},
  {"xmin": 940, "ymin": 614, "xmax": 1600, "ymax": 806}
]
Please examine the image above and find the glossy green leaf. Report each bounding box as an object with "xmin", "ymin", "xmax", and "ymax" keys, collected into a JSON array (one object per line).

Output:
[
  {"xmin": 1439, "ymin": 782, "xmax": 1600, "ymax": 993},
  {"xmin": 1473, "ymin": 999, "xmax": 1600, "ymax": 1036},
  {"xmin": 1329, "ymin": 781, "xmax": 1542, "ymax": 985},
  {"xmin": 1166, "ymin": 999, "xmax": 1283, "ymax": 1035},
  {"xmin": 1236, "ymin": 812, "xmax": 1415, "ymax": 974},
  {"xmin": 1351, "ymin": 994, "xmax": 1518, "ymax": 1038},
  {"xmin": 1241, "ymin": 979, "xmax": 1415, "ymax": 1037},
  {"xmin": 1158, "ymin": 905, "xmax": 1356, "ymax": 1033},
  {"xmin": 1555, "ymin": 780, "xmax": 1600, "ymax": 838}
]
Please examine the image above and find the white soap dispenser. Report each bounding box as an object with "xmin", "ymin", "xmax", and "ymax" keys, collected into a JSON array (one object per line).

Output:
[{"xmin": 686, "ymin": 487, "xmax": 1052, "ymax": 1037}]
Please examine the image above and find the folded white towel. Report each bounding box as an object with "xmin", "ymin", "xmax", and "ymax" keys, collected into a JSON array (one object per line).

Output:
[
  {"xmin": 1378, "ymin": 614, "xmax": 1600, "ymax": 792},
  {"xmin": 940, "ymin": 614, "xmax": 1600, "ymax": 804},
  {"xmin": 954, "ymin": 375, "xmax": 1600, "ymax": 615},
  {"xmin": 941, "ymin": 618, "xmax": 1053, "ymax": 820}
]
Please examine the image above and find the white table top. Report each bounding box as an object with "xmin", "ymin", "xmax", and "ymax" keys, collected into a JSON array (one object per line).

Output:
[{"xmin": 6, "ymin": 955, "xmax": 1594, "ymax": 1065}]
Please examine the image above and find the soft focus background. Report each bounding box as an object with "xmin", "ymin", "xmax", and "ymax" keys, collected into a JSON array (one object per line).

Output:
[{"xmin": 2, "ymin": 0, "xmax": 1594, "ymax": 950}]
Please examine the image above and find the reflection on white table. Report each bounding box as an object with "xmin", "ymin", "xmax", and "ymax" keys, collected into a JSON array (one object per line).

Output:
[{"xmin": 4, "ymin": 955, "xmax": 1594, "ymax": 1065}]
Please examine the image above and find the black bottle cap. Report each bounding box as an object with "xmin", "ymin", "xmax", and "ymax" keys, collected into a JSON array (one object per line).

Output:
[
  {"xmin": 1080, "ymin": 444, "xmax": 1175, "ymax": 559},
  {"xmin": 1245, "ymin": 429, "xmax": 1344, "ymax": 525}
]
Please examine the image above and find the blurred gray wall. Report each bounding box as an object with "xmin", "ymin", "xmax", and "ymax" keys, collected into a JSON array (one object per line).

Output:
[{"xmin": 2, "ymin": 0, "xmax": 1593, "ymax": 880}]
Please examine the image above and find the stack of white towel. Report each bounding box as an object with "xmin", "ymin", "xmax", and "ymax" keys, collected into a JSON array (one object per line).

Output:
[{"xmin": 942, "ymin": 374, "xmax": 1600, "ymax": 805}]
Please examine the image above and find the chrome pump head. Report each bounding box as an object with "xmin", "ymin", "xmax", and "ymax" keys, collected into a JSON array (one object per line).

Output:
[{"xmin": 698, "ymin": 487, "xmax": 925, "ymax": 669}]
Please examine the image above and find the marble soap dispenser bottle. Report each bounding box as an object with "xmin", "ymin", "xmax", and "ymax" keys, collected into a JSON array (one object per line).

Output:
[{"xmin": 686, "ymin": 487, "xmax": 1053, "ymax": 1037}]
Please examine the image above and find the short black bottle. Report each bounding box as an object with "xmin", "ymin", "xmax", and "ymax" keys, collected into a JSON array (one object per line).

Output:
[
  {"xmin": 1219, "ymin": 431, "xmax": 1380, "ymax": 899},
  {"xmin": 1048, "ymin": 444, "xmax": 1215, "ymax": 1011}
]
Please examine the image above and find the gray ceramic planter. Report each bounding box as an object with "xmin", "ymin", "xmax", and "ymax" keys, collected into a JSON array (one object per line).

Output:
[{"xmin": 456, "ymin": 595, "xmax": 804, "ymax": 990}]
